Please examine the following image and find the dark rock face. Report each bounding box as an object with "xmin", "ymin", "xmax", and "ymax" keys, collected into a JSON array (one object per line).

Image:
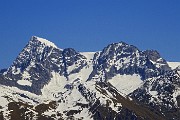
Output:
[
  {"xmin": 89, "ymin": 42, "xmax": 169, "ymax": 81},
  {"xmin": 143, "ymin": 50, "xmax": 161, "ymax": 62},
  {"xmin": 62, "ymin": 48, "xmax": 87, "ymax": 77},
  {"xmin": 130, "ymin": 70, "xmax": 180, "ymax": 120},
  {"xmin": 6, "ymin": 101, "xmax": 58, "ymax": 120},
  {"xmin": 143, "ymin": 50, "xmax": 171, "ymax": 71}
]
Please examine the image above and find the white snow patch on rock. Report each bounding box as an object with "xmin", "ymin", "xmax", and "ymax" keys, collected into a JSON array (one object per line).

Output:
[
  {"xmin": 173, "ymin": 88, "xmax": 180, "ymax": 107},
  {"xmin": 17, "ymin": 71, "xmax": 32, "ymax": 86},
  {"xmin": 12, "ymin": 67, "xmax": 21, "ymax": 75},
  {"xmin": 17, "ymin": 80, "xmax": 32, "ymax": 86},
  {"xmin": 0, "ymin": 85, "xmax": 41, "ymax": 106},
  {"xmin": 34, "ymin": 36, "xmax": 58, "ymax": 48},
  {"xmin": 109, "ymin": 74, "xmax": 143, "ymax": 95},
  {"xmin": 80, "ymin": 52, "xmax": 95, "ymax": 60},
  {"xmin": 41, "ymin": 72, "xmax": 67, "ymax": 100}
]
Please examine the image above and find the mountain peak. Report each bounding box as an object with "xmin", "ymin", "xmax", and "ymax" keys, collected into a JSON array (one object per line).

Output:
[
  {"xmin": 31, "ymin": 36, "xmax": 58, "ymax": 48},
  {"xmin": 109, "ymin": 41, "xmax": 128, "ymax": 47},
  {"xmin": 100, "ymin": 41, "xmax": 139, "ymax": 57}
]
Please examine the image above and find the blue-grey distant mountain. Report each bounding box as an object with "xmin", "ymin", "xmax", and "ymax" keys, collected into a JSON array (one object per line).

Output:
[{"xmin": 0, "ymin": 36, "xmax": 179, "ymax": 120}]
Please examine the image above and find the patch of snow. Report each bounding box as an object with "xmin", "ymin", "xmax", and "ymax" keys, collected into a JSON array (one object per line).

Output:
[
  {"xmin": 3, "ymin": 71, "xmax": 7, "ymax": 75},
  {"xmin": 0, "ymin": 85, "xmax": 42, "ymax": 107},
  {"xmin": 12, "ymin": 67, "xmax": 21, "ymax": 75},
  {"xmin": 149, "ymin": 91, "xmax": 158, "ymax": 96},
  {"xmin": 109, "ymin": 102, "xmax": 122, "ymax": 112},
  {"xmin": 80, "ymin": 52, "xmax": 95, "ymax": 60},
  {"xmin": 157, "ymin": 58, "xmax": 163, "ymax": 62},
  {"xmin": 41, "ymin": 72, "xmax": 67, "ymax": 100},
  {"xmin": 22, "ymin": 71, "xmax": 31, "ymax": 79},
  {"xmin": 67, "ymin": 63, "xmax": 77, "ymax": 74},
  {"xmin": 108, "ymin": 74, "xmax": 143, "ymax": 95},
  {"xmin": 17, "ymin": 80, "xmax": 32, "ymax": 86},
  {"xmin": 167, "ymin": 62, "xmax": 180, "ymax": 69},
  {"xmin": 43, "ymin": 109, "xmax": 57, "ymax": 118},
  {"xmin": 34, "ymin": 36, "xmax": 58, "ymax": 48},
  {"xmin": 150, "ymin": 60, "xmax": 166, "ymax": 68},
  {"xmin": 16, "ymin": 71, "xmax": 32, "ymax": 86},
  {"xmin": 173, "ymin": 88, "xmax": 180, "ymax": 107}
]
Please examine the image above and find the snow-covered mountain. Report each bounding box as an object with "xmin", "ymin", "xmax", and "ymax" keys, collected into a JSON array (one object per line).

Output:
[{"xmin": 0, "ymin": 36, "xmax": 179, "ymax": 120}]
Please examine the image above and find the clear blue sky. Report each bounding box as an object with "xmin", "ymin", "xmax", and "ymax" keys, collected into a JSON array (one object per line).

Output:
[{"xmin": 0, "ymin": 0, "xmax": 180, "ymax": 69}]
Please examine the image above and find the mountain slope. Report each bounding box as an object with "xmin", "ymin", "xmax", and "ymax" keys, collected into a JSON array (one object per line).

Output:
[
  {"xmin": 130, "ymin": 69, "xmax": 180, "ymax": 120},
  {"xmin": 0, "ymin": 36, "xmax": 179, "ymax": 120}
]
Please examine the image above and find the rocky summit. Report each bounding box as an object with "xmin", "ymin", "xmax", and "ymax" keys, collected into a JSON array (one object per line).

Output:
[{"xmin": 0, "ymin": 36, "xmax": 179, "ymax": 120}]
